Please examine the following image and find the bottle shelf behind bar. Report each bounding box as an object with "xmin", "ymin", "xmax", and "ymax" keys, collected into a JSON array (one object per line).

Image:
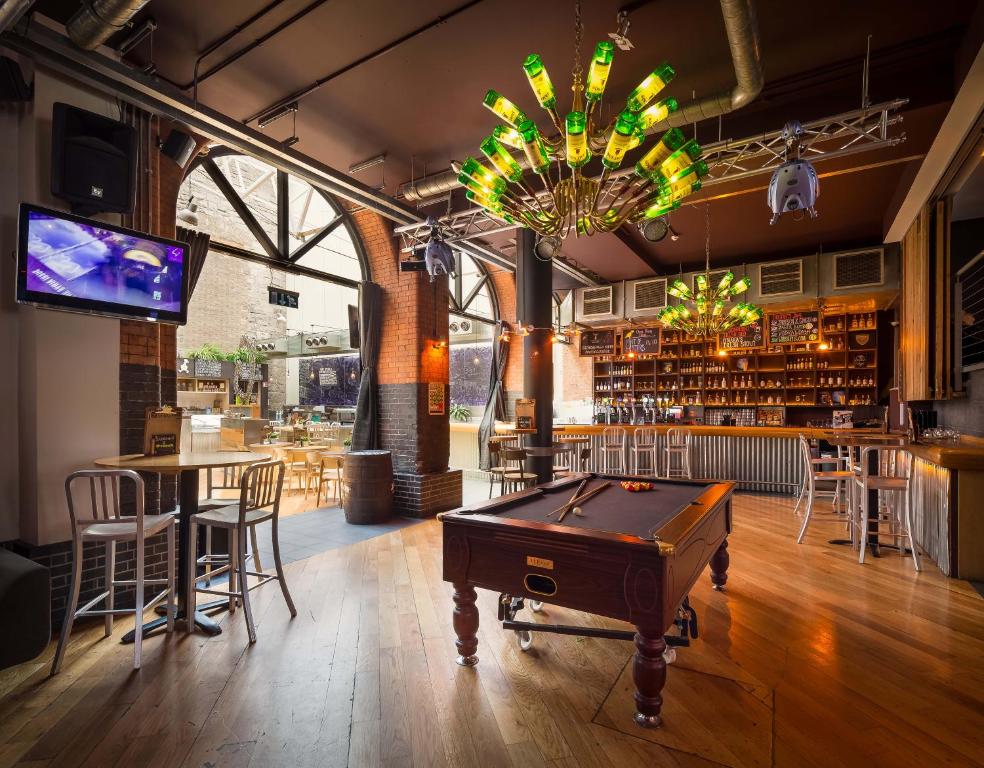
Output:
[{"xmin": 591, "ymin": 311, "xmax": 879, "ymax": 426}]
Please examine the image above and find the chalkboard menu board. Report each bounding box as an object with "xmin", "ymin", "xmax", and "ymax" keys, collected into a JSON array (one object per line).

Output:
[
  {"xmin": 768, "ymin": 311, "xmax": 820, "ymax": 345},
  {"xmin": 720, "ymin": 320, "xmax": 764, "ymax": 350},
  {"xmin": 622, "ymin": 327, "xmax": 661, "ymax": 355},
  {"xmin": 580, "ymin": 329, "xmax": 616, "ymax": 356},
  {"xmin": 194, "ymin": 359, "xmax": 223, "ymax": 378}
]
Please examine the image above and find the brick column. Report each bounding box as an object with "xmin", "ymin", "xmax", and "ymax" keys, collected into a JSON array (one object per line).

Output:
[{"xmin": 352, "ymin": 211, "xmax": 462, "ymax": 516}]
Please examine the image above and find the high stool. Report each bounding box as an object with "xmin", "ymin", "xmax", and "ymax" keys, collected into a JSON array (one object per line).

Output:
[
  {"xmin": 187, "ymin": 461, "xmax": 297, "ymax": 644},
  {"xmin": 552, "ymin": 443, "xmax": 576, "ymax": 479},
  {"xmin": 853, "ymin": 446, "xmax": 920, "ymax": 570},
  {"xmin": 500, "ymin": 447, "xmax": 537, "ymax": 493},
  {"xmin": 629, "ymin": 428, "xmax": 658, "ymax": 476},
  {"xmin": 487, "ymin": 441, "xmax": 507, "ymax": 498},
  {"xmin": 664, "ymin": 427, "xmax": 693, "ymax": 478},
  {"xmin": 795, "ymin": 434, "xmax": 857, "ymax": 544},
  {"xmin": 792, "ymin": 443, "xmax": 849, "ymax": 516},
  {"xmin": 53, "ymin": 470, "xmax": 176, "ymax": 674},
  {"xmin": 601, "ymin": 427, "xmax": 626, "ymax": 473}
]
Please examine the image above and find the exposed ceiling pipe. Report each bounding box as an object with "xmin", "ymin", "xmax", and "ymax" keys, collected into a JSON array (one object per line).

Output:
[
  {"xmin": 0, "ymin": 0, "xmax": 35, "ymax": 33},
  {"xmin": 397, "ymin": 0, "xmax": 762, "ymax": 202},
  {"xmin": 66, "ymin": 0, "xmax": 150, "ymax": 50}
]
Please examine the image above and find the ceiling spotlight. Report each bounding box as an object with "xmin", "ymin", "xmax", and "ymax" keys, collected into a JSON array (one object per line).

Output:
[
  {"xmin": 768, "ymin": 121, "xmax": 819, "ymax": 225},
  {"xmin": 177, "ymin": 196, "xmax": 199, "ymax": 227},
  {"xmin": 668, "ymin": 224, "xmax": 680, "ymax": 242},
  {"xmin": 534, "ymin": 235, "xmax": 561, "ymax": 260},
  {"xmin": 639, "ymin": 216, "xmax": 669, "ymax": 242}
]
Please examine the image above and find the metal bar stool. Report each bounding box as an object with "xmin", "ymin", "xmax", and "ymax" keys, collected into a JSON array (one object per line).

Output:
[
  {"xmin": 601, "ymin": 427, "xmax": 626, "ymax": 473},
  {"xmin": 629, "ymin": 427, "xmax": 658, "ymax": 476},
  {"xmin": 795, "ymin": 434, "xmax": 857, "ymax": 544},
  {"xmin": 187, "ymin": 461, "xmax": 297, "ymax": 644},
  {"xmin": 53, "ymin": 470, "xmax": 176, "ymax": 674},
  {"xmin": 852, "ymin": 446, "xmax": 920, "ymax": 570},
  {"xmin": 792, "ymin": 442, "xmax": 849, "ymax": 516},
  {"xmin": 664, "ymin": 427, "xmax": 693, "ymax": 478}
]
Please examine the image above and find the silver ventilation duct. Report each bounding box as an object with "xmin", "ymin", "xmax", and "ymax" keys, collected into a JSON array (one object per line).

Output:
[
  {"xmin": 0, "ymin": 0, "xmax": 35, "ymax": 33},
  {"xmin": 66, "ymin": 0, "xmax": 150, "ymax": 51},
  {"xmin": 397, "ymin": 0, "xmax": 763, "ymax": 202}
]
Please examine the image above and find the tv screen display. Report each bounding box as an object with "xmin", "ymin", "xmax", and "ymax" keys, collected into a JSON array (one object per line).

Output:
[{"xmin": 16, "ymin": 203, "xmax": 188, "ymax": 324}]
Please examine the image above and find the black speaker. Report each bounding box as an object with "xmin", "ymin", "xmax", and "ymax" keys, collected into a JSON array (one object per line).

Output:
[
  {"xmin": 160, "ymin": 128, "xmax": 196, "ymax": 167},
  {"xmin": 50, "ymin": 102, "xmax": 137, "ymax": 215},
  {"xmin": 0, "ymin": 56, "xmax": 32, "ymax": 102}
]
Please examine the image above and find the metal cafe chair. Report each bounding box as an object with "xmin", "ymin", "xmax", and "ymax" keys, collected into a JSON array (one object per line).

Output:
[
  {"xmin": 795, "ymin": 434, "xmax": 857, "ymax": 545},
  {"xmin": 664, "ymin": 427, "xmax": 693, "ymax": 478},
  {"xmin": 198, "ymin": 464, "xmax": 261, "ymax": 587},
  {"xmin": 629, "ymin": 427, "xmax": 658, "ymax": 476},
  {"xmin": 852, "ymin": 446, "xmax": 920, "ymax": 570},
  {"xmin": 792, "ymin": 442, "xmax": 850, "ymax": 517},
  {"xmin": 53, "ymin": 470, "xmax": 176, "ymax": 674},
  {"xmin": 187, "ymin": 461, "xmax": 297, "ymax": 644},
  {"xmin": 601, "ymin": 426, "xmax": 626, "ymax": 473}
]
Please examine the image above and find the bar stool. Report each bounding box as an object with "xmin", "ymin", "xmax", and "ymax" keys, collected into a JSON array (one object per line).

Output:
[
  {"xmin": 664, "ymin": 427, "xmax": 693, "ymax": 478},
  {"xmin": 792, "ymin": 443, "xmax": 849, "ymax": 516},
  {"xmin": 629, "ymin": 427, "xmax": 658, "ymax": 476},
  {"xmin": 500, "ymin": 447, "xmax": 537, "ymax": 493},
  {"xmin": 601, "ymin": 427, "xmax": 626, "ymax": 473},
  {"xmin": 199, "ymin": 463, "xmax": 264, "ymax": 587},
  {"xmin": 487, "ymin": 441, "xmax": 508, "ymax": 498},
  {"xmin": 552, "ymin": 443, "xmax": 575, "ymax": 479},
  {"xmin": 852, "ymin": 446, "xmax": 920, "ymax": 570},
  {"xmin": 795, "ymin": 435, "xmax": 857, "ymax": 544},
  {"xmin": 187, "ymin": 461, "xmax": 297, "ymax": 644},
  {"xmin": 53, "ymin": 470, "xmax": 176, "ymax": 674}
]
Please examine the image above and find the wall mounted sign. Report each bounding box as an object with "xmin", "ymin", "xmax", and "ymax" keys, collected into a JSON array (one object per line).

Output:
[
  {"xmin": 579, "ymin": 329, "xmax": 616, "ymax": 356},
  {"xmin": 193, "ymin": 358, "xmax": 223, "ymax": 378},
  {"xmin": 319, "ymin": 368, "xmax": 338, "ymax": 387},
  {"xmin": 767, "ymin": 311, "xmax": 820, "ymax": 345},
  {"xmin": 720, "ymin": 319, "xmax": 764, "ymax": 350},
  {"xmin": 428, "ymin": 382, "xmax": 446, "ymax": 416},
  {"xmin": 268, "ymin": 286, "xmax": 299, "ymax": 309},
  {"xmin": 515, "ymin": 398, "xmax": 536, "ymax": 431},
  {"xmin": 622, "ymin": 327, "xmax": 661, "ymax": 355}
]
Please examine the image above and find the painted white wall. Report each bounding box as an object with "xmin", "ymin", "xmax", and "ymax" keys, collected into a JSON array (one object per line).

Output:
[{"xmin": 3, "ymin": 65, "xmax": 122, "ymax": 545}]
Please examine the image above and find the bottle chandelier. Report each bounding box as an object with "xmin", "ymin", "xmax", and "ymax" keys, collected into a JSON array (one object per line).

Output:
[
  {"xmin": 458, "ymin": 0, "xmax": 709, "ymax": 240},
  {"xmin": 657, "ymin": 205, "xmax": 763, "ymax": 338}
]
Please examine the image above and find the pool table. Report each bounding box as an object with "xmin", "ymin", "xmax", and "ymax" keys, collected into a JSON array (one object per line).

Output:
[{"xmin": 440, "ymin": 472, "xmax": 734, "ymax": 728}]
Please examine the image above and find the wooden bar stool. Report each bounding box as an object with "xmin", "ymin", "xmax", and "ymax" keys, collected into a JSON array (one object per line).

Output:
[
  {"xmin": 664, "ymin": 427, "xmax": 693, "ymax": 478},
  {"xmin": 601, "ymin": 427, "xmax": 626, "ymax": 473},
  {"xmin": 629, "ymin": 427, "xmax": 658, "ymax": 476},
  {"xmin": 852, "ymin": 446, "xmax": 920, "ymax": 570},
  {"xmin": 795, "ymin": 435, "xmax": 857, "ymax": 544},
  {"xmin": 500, "ymin": 447, "xmax": 537, "ymax": 494},
  {"xmin": 487, "ymin": 441, "xmax": 508, "ymax": 499},
  {"xmin": 187, "ymin": 461, "xmax": 297, "ymax": 644},
  {"xmin": 53, "ymin": 470, "xmax": 176, "ymax": 674}
]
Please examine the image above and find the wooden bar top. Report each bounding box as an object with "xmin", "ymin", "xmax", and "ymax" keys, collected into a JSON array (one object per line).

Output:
[{"xmin": 907, "ymin": 436, "xmax": 984, "ymax": 472}]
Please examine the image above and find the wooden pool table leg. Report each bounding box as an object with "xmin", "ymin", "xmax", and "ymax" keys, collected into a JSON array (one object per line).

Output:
[
  {"xmin": 632, "ymin": 629, "xmax": 667, "ymax": 728},
  {"xmin": 452, "ymin": 583, "xmax": 479, "ymax": 667},
  {"xmin": 710, "ymin": 537, "xmax": 730, "ymax": 591}
]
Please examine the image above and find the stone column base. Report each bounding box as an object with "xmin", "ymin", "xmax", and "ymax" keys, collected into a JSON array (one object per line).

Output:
[{"xmin": 394, "ymin": 469, "xmax": 463, "ymax": 518}]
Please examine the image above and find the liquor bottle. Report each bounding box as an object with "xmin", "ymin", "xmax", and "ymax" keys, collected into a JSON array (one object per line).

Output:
[
  {"xmin": 522, "ymin": 54, "xmax": 557, "ymax": 110},
  {"xmin": 492, "ymin": 124, "xmax": 524, "ymax": 150},
  {"xmin": 637, "ymin": 97, "xmax": 678, "ymax": 131},
  {"xmin": 585, "ymin": 41, "xmax": 614, "ymax": 101},
  {"xmin": 626, "ymin": 63, "xmax": 676, "ymax": 112},
  {"xmin": 603, "ymin": 110, "xmax": 639, "ymax": 169},
  {"xmin": 565, "ymin": 111, "xmax": 590, "ymax": 168},
  {"xmin": 635, "ymin": 127, "xmax": 686, "ymax": 178},
  {"xmin": 480, "ymin": 136, "xmax": 523, "ymax": 182},
  {"xmin": 483, "ymin": 89, "xmax": 526, "ymax": 128},
  {"xmin": 518, "ymin": 119, "xmax": 551, "ymax": 174},
  {"xmin": 660, "ymin": 140, "xmax": 702, "ymax": 182}
]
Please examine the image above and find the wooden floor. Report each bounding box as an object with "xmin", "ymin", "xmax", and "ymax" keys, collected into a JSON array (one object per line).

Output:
[{"xmin": 2, "ymin": 492, "xmax": 983, "ymax": 768}]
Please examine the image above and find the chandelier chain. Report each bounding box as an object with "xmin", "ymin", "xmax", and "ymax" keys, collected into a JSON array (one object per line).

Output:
[
  {"xmin": 704, "ymin": 203, "xmax": 711, "ymax": 274},
  {"xmin": 572, "ymin": 0, "xmax": 583, "ymax": 83}
]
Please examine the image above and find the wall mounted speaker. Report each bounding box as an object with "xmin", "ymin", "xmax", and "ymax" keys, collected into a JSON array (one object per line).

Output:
[
  {"xmin": 159, "ymin": 128, "xmax": 196, "ymax": 167},
  {"xmin": 50, "ymin": 102, "xmax": 137, "ymax": 215},
  {"xmin": 0, "ymin": 56, "xmax": 31, "ymax": 102}
]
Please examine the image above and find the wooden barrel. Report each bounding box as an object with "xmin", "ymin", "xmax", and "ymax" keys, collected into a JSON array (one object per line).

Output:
[{"xmin": 342, "ymin": 450, "xmax": 394, "ymax": 524}]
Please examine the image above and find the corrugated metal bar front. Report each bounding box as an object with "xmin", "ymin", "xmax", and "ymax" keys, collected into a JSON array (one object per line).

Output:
[{"xmin": 910, "ymin": 458, "xmax": 951, "ymax": 576}]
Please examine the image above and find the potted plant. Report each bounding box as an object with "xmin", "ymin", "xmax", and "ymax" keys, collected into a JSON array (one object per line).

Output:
[{"xmin": 449, "ymin": 402, "xmax": 471, "ymax": 422}]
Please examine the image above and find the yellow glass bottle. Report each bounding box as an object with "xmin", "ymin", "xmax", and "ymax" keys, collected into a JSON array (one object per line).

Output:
[
  {"xmin": 626, "ymin": 63, "xmax": 675, "ymax": 112},
  {"xmin": 483, "ymin": 89, "xmax": 526, "ymax": 128},
  {"xmin": 602, "ymin": 110, "xmax": 638, "ymax": 169},
  {"xmin": 660, "ymin": 140, "xmax": 703, "ymax": 182},
  {"xmin": 522, "ymin": 54, "xmax": 557, "ymax": 109},
  {"xmin": 565, "ymin": 111, "xmax": 590, "ymax": 168},
  {"xmin": 635, "ymin": 128, "xmax": 686, "ymax": 178}
]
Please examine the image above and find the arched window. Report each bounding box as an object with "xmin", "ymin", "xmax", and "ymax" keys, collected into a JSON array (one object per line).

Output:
[
  {"xmin": 176, "ymin": 150, "xmax": 369, "ymax": 414},
  {"xmin": 448, "ymin": 252, "xmax": 499, "ymax": 411}
]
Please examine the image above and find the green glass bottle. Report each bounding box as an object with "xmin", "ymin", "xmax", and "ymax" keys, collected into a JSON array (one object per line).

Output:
[
  {"xmin": 457, "ymin": 171, "xmax": 505, "ymax": 200},
  {"xmin": 461, "ymin": 157, "xmax": 503, "ymax": 190},
  {"xmin": 483, "ymin": 89, "xmax": 527, "ymax": 128},
  {"xmin": 640, "ymin": 198, "xmax": 681, "ymax": 219},
  {"xmin": 626, "ymin": 63, "xmax": 675, "ymax": 112},
  {"xmin": 518, "ymin": 119, "xmax": 551, "ymax": 174},
  {"xmin": 465, "ymin": 189, "xmax": 513, "ymax": 222},
  {"xmin": 585, "ymin": 41, "xmax": 614, "ymax": 101},
  {"xmin": 480, "ymin": 136, "xmax": 523, "ymax": 182},
  {"xmin": 602, "ymin": 110, "xmax": 639, "ymax": 169},
  {"xmin": 635, "ymin": 127, "xmax": 686, "ymax": 177},
  {"xmin": 493, "ymin": 124, "xmax": 524, "ymax": 150},
  {"xmin": 636, "ymin": 97, "xmax": 679, "ymax": 131},
  {"xmin": 565, "ymin": 111, "xmax": 590, "ymax": 168},
  {"xmin": 660, "ymin": 139, "xmax": 702, "ymax": 182},
  {"xmin": 522, "ymin": 54, "xmax": 557, "ymax": 110}
]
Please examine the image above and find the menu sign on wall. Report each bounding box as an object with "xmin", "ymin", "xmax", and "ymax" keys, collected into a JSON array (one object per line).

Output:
[
  {"xmin": 768, "ymin": 311, "xmax": 820, "ymax": 345},
  {"xmin": 622, "ymin": 327, "xmax": 661, "ymax": 355},
  {"xmin": 579, "ymin": 329, "xmax": 616, "ymax": 356},
  {"xmin": 720, "ymin": 319, "xmax": 764, "ymax": 350},
  {"xmin": 194, "ymin": 359, "xmax": 223, "ymax": 378}
]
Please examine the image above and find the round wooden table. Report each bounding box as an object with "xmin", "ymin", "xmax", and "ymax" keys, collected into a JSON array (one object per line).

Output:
[{"xmin": 94, "ymin": 451, "xmax": 266, "ymax": 639}]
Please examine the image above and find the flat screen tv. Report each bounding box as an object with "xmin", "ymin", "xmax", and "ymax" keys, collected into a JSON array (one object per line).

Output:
[{"xmin": 16, "ymin": 203, "xmax": 188, "ymax": 324}]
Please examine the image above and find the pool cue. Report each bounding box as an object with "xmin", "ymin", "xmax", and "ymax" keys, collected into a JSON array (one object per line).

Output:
[
  {"xmin": 558, "ymin": 481, "xmax": 611, "ymax": 523},
  {"xmin": 548, "ymin": 478, "xmax": 588, "ymax": 518}
]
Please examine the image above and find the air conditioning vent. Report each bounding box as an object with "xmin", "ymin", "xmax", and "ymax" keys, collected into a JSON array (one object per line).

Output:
[
  {"xmin": 833, "ymin": 249, "xmax": 884, "ymax": 289},
  {"xmin": 758, "ymin": 259, "xmax": 803, "ymax": 297},
  {"xmin": 634, "ymin": 278, "xmax": 667, "ymax": 311},
  {"xmin": 582, "ymin": 286, "xmax": 614, "ymax": 317}
]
